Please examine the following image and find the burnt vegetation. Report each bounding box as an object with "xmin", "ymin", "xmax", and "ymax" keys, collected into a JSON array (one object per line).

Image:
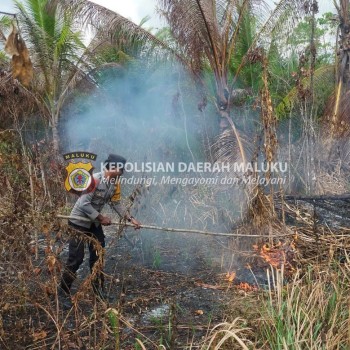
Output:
[{"xmin": 0, "ymin": 0, "xmax": 350, "ymax": 349}]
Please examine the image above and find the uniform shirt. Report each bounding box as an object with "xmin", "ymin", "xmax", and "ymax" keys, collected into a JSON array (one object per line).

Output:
[{"xmin": 69, "ymin": 172, "xmax": 127, "ymax": 228}]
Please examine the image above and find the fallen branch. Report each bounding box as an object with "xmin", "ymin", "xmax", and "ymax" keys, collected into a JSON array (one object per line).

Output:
[{"xmin": 56, "ymin": 215, "xmax": 294, "ymax": 238}]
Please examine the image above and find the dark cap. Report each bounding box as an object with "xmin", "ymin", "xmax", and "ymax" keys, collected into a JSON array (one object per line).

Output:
[{"xmin": 105, "ymin": 153, "xmax": 127, "ymax": 169}]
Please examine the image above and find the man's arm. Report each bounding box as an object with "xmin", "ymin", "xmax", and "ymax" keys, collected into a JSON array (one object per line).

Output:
[{"xmin": 110, "ymin": 201, "xmax": 141, "ymax": 229}]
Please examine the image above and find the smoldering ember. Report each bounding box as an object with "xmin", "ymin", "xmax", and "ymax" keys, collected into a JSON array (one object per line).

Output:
[{"xmin": 103, "ymin": 161, "xmax": 288, "ymax": 173}]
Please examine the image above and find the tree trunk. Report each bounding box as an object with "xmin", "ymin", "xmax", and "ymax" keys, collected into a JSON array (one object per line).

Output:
[
  {"xmin": 52, "ymin": 120, "xmax": 60, "ymax": 155},
  {"xmin": 331, "ymin": 0, "xmax": 350, "ymax": 136}
]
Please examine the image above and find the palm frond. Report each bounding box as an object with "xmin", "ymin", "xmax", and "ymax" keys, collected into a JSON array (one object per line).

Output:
[
  {"xmin": 159, "ymin": 0, "xmax": 238, "ymax": 73},
  {"xmin": 211, "ymin": 128, "xmax": 253, "ymax": 164},
  {"xmin": 276, "ymin": 64, "xmax": 335, "ymax": 118},
  {"xmin": 229, "ymin": 8, "xmax": 259, "ymax": 89},
  {"xmin": 232, "ymin": 0, "xmax": 307, "ymax": 86},
  {"xmin": 139, "ymin": 15, "xmax": 151, "ymax": 28},
  {"xmin": 15, "ymin": 0, "xmax": 57, "ymax": 86},
  {"xmin": 0, "ymin": 15, "xmax": 12, "ymax": 40},
  {"xmin": 254, "ymin": 0, "xmax": 305, "ymax": 39},
  {"xmin": 15, "ymin": 0, "xmax": 88, "ymax": 96},
  {"xmin": 61, "ymin": 0, "xmax": 185, "ymax": 64}
]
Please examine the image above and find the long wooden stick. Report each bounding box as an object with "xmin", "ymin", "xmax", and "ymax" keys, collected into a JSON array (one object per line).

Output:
[{"xmin": 57, "ymin": 215, "xmax": 294, "ymax": 238}]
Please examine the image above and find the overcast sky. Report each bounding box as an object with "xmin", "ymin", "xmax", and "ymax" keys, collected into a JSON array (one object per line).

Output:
[
  {"xmin": 0, "ymin": 0, "xmax": 164, "ymax": 28},
  {"xmin": 0, "ymin": 0, "xmax": 337, "ymax": 29}
]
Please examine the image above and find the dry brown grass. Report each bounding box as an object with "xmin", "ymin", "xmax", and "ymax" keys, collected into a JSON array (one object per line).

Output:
[{"xmin": 200, "ymin": 318, "xmax": 253, "ymax": 350}]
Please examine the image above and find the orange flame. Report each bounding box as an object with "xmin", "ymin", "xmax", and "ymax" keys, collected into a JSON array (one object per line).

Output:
[
  {"xmin": 225, "ymin": 271, "xmax": 236, "ymax": 282},
  {"xmin": 237, "ymin": 282, "xmax": 258, "ymax": 292},
  {"xmin": 260, "ymin": 243, "xmax": 285, "ymax": 268},
  {"xmin": 253, "ymin": 241, "xmax": 297, "ymax": 272}
]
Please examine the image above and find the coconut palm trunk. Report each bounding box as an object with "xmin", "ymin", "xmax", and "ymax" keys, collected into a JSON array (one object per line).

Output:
[{"xmin": 328, "ymin": 0, "xmax": 350, "ymax": 138}]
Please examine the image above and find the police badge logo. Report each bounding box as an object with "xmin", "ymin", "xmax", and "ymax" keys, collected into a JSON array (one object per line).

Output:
[{"xmin": 63, "ymin": 152, "xmax": 97, "ymax": 194}]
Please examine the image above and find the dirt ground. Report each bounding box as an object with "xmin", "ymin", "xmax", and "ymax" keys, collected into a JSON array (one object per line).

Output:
[
  {"xmin": 66, "ymin": 228, "xmax": 238, "ymax": 349},
  {"xmin": 49, "ymin": 225, "xmax": 261, "ymax": 349}
]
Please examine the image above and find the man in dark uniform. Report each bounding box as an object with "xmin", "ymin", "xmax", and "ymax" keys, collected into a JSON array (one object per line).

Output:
[{"xmin": 60, "ymin": 154, "xmax": 141, "ymax": 303}]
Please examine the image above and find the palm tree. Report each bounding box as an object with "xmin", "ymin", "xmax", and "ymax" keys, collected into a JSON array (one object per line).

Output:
[
  {"xmin": 14, "ymin": 0, "xmax": 87, "ymax": 153},
  {"xmin": 14, "ymin": 0, "xmax": 175, "ymax": 153},
  {"xmin": 158, "ymin": 0, "xmax": 307, "ymax": 163}
]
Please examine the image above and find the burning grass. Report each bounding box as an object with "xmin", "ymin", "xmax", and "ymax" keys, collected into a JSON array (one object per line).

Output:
[{"xmin": 253, "ymin": 240, "xmax": 298, "ymax": 274}]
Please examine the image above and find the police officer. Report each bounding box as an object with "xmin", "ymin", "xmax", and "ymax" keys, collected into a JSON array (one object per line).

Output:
[{"xmin": 60, "ymin": 154, "xmax": 141, "ymax": 303}]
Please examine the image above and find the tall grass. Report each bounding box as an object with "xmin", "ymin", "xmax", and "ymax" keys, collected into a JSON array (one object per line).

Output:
[
  {"xmin": 259, "ymin": 262, "xmax": 350, "ymax": 349},
  {"xmin": 206, "ymin": 257, "xmax": 350, "ymax": 350}
]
